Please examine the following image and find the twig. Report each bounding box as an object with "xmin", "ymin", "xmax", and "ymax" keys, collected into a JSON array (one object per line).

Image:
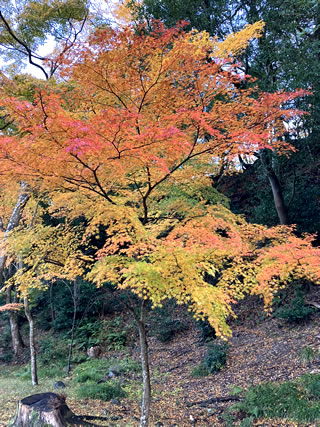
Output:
[{"xmin": 186, "ymin": 396, "xmax": 242, "ymax": 407}]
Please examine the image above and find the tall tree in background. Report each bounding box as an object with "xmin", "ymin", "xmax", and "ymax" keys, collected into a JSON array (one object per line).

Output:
[
  {"xmin": 0, "ymin": 0, "xmax": 90, "ymax": 78},
  {"xmin": 131, "ymin": 0, "xmax": 320, "ymax": 233}
]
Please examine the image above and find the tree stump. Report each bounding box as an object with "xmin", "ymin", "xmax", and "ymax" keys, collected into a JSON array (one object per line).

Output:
[{"xmin": 10, "ymin": 393, "xmax": 77, "ymax": 426}]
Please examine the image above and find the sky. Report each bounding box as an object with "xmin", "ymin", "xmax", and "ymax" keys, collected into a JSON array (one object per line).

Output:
[{"xmin": 2, "ymin": 0, "xmax": 118, "ymax": 80}]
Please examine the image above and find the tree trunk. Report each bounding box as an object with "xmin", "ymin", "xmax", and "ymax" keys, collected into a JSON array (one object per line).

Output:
[
  {"xmin": 0, "ymin": 182, "xmax": 30, "ymax": 284},
  {"xmin": 67, "ymin": 280, "xmax": 78, "ymax": 376},
  {"xmin": 266, "ymin": 169, "xmax": 289, "ymax": 225},
  {"xmin": 49, "ymin": 282, "xmax": 55, "ymax": 323},
  {"xmin": 10, "ymin": 393, "xmax": 78, "ymax": 426},
  {"xmin": 259, "ymin": 152, "xmax": 289, "ymax": 225},
  {"xmin": 24, "ymin": 297, "xmax": 38, "ymax": 386},
  {"xmin": 0, "ymin": 183, "xmax": 30, "ymax": 360},
  {"xmin": 6, "ymin": 286, "xmax": 25, "ymax": 358},
  {"xmin": 137, "ymin": 300, "xmax": 151, "ymax": 427}
]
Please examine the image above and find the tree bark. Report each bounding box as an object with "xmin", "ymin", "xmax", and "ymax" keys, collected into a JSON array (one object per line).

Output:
[
  {"xmin": 0, "ymin": 183, "xmax": 30, "ymax": 359},
  {"xmin": 259, "ymin": 152, "xmax": 289, "ymax": 225},
  {"xmin": 67, "ymin": 280, "xmax": 78, "ymax": 376},
  {"xmin": 0, "ymin": 182, "xmax": 30, "ymax": 284},
  {"xmin": 266, "ymin": 168, "xmax": 289, "ymax": 225},
  {"xmin": 49, "ymin": 281, "xmax": 55, "ymax": 322},
  {"xmin": 137, "ymin": 300, "xmax": 151, "ymax": 427},
  {"xmin": 6, "ymin": 285, "xmax": 25, "ymax": 358},
  {"xmin": 24, "ymin": 296, "xmax": 38, "ymax": 386},
  {"xmin": 11, "ymin": 393, "xmax": 76, "ymax": 426}
]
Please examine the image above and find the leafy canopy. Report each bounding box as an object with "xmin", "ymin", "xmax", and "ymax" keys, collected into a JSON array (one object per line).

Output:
[{"xmin": 0, "ymin": 21, "xmax": 318, "ymax": 336}]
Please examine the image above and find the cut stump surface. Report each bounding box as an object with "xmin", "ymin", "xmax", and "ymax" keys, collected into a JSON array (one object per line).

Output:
[{"xmin": 10, "ymin": 393, "xmax": 79, "ymax": 426}]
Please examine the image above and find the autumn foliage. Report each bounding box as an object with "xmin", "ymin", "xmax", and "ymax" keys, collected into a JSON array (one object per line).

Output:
[{"xmin": 0, "ymin": 21, "xmax": 318, "ymax": 336}]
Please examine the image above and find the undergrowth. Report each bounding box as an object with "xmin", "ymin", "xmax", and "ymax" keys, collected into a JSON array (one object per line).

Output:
[
  {"xmin": 73, "ymin": 357, "xmax": 140, "ymax": 384},
  {"xmin": 75, "ymin": 381, "xmax": 126, "ymax": 401},
  {"xmin": 226, "ymin": 374, "xmax": 320, "ymax": 425},
  {"xmin": 191, "ymin": 342, "xmax": 228, "ymax": 377}
]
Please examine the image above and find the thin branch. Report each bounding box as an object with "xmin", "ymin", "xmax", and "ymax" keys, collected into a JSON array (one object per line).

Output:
[
  {"xmin": 49, "ymin": 12, "xmax": 88, "ymax": 77},
  {"xmin": 0, "ymin": 11, "xmax": 48, "ymax": 79}
]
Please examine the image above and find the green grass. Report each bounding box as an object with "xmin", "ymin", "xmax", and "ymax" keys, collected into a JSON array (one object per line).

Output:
[
  {"xmin": 75, "ymin": 381, "xmax": 126, "ymax": 401},
  {"xmin": 73, "ymin": 357, "xmax": 140, "ymax": 384},
  {"xmin": 0, "ymin": 355, "xmax": 141, "ymax": 424},
  {"xmin": 230, "ymin": 374, "xmax": 320, "ymax": 424},
  {"xmin": 72, "ymin": 357, "xmax": 140, "ymax": 401},
  {"xmin": 14, "ymin": 364, "xmax": 66, "ymax": 380},
  {"xmin": 0, "ymin": 366, "xmax": 73, "ymax": 425}
]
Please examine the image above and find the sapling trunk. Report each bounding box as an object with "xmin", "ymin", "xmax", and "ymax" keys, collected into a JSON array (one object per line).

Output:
[
  {"xmin": 137, "ymin": 299, "xmax": 151, "ymax": 427},
  {"xmin": 24, "ymin": 296, "xmax": 38, "ymax": 386},
  {"xmin": 23, "ymin": 203, "xmax": 39, "ymax": 386},
  {"xmin": 67, "ymin": 279, "xmax": 78, "ymax": 375}
]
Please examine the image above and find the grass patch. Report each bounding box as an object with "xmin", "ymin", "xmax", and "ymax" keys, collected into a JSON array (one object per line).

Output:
[
  {"xmin": 73, "ymin": 357, "xmax": 140, "ymax": 384},
  {"xmin": 72, "ymin": 357, "xmax": 138, "ymax": 401},
  {"xmin": 75, "ymin": 381, "xmax": 126, "ymax": 401},
  {"xmin": 0, "ymin": 366, "xmax": 74, "ymax": 426},
  {"xmin": 230, "ymin": 374, "xmax": 320, "ymax": 424},
  {"xmin": 0, "ymin": 357, "xmax": 139, "ymax": 425},
  {"xmin": 73, "ymin": 359, "xmax": 108, "ymax": 383},
  {"xmin": 14, "ymin": 364, "xmax": 65, "ymax": 380}
]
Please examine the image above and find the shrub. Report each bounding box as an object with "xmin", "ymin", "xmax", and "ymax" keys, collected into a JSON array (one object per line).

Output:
[
  {"xmin": 301, "ymin": 374, "xmax": 320, "ymax": 399},
  {"xmin": 76, "ymin": 381, "xmax": 126, "ymax": 401},
  {"xmin": 191, "ymin": 363, "xmax": 210, "ymax": 378},
  {"xmin": 73, "ymin": 357, "xmax": 140, "ymax": 384},
  {"xmin": 149, "ymin": 300, "xmax": 189, "ymax": 343},
  {"xmin": 154, "ymin": 318, "xmax": 188, "ymax": 343},
  {"xmin": 274, "ymin": 287, "xmax": 315, "ymax": 323},
  {"xmin": 299, "ymin": 346, "xmax": 319, "ymax": 366},
  {"xmin": 191, "ymin": 342, "xmax": 228, "ymax": 377},
  {"xmin": 38, "ymin": 336, "xmax": 68, "ymax": 366},
  {"xmin": 232, "ymin": 375, "xmax": 320, "ymax": 423},
  {"xmin": 116, "ymin": 357, "xmax": 141, "ymax": 374},
  {"xmin": 102, "ymin": 318, "xmax": 128, "ymax": 349},
  {"xmin": 75, "ymin": 320, "xmax": 102, "ymax": 349},
  {"xmin": 204, "ymin": 342, "xmax": 228, "ymax": 373},
  {"xmin": 35, "ymin": 280, "xmax": 106, "ymax": 333},
  {"xmin": 0, "ymin": 324, "xmax": 13, "ymax": 363},
  {"xmin": 76, "ymin": 317, "xmax": 131, "ymax": 350},
  {"xmin": 196, "ymin": 319, "xmax": 216, "ymax": 343}
]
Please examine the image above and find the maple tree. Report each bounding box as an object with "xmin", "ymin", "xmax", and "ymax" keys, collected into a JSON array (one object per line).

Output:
[{"xmin": 0, "ymin": 20, "xmax": 319, "ymax": 426}]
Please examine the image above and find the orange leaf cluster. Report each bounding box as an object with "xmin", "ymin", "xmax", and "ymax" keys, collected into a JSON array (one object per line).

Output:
[
  {"xmin": 0, "ymin": 22, "xmax": 315, "ymax": 336},
  {"xmin": 0, "ymin": 303, "xmax": 23, "ymax": 312}
]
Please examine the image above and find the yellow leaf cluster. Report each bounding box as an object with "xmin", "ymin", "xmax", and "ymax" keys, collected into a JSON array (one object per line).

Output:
[{"xmin": 214, "ymin": 21, "xmax": 265, "ymax": 59}]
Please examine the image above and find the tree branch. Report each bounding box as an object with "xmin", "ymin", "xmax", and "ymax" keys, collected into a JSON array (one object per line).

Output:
[{"xmin": 0, "ymin": 11, "xmax": 49, "ymax": 79}]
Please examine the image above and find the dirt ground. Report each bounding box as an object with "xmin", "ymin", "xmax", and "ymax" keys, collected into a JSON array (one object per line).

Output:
[{"xmin": 67, "ymin": 315, "xmax": 320, "ymax": 426}]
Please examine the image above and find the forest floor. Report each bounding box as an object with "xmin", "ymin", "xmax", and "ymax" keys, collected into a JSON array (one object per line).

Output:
[{"xmin": 1, "ymin": 313, "xmax": 320, "ymax": 426}]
